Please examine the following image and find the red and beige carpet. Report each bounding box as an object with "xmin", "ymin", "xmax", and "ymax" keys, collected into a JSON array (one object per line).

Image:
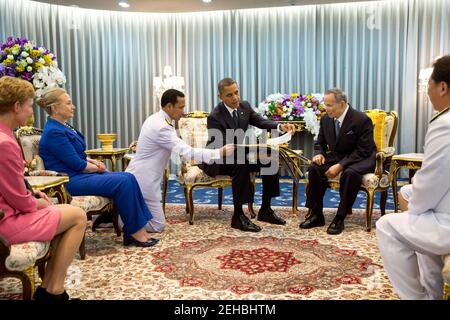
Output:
[{"xmin": 0, "ymin": 205, "xmax": 398, "ymax": 300}]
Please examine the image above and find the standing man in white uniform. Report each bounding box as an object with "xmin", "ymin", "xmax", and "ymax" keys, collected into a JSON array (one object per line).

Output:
[
  {"xmin": 126, "ymin": 89, "xmax": 234, "ymax": 232},
  {"xmin": 376, "ymin": 55, "xmax": 450, "ymax": 299}
]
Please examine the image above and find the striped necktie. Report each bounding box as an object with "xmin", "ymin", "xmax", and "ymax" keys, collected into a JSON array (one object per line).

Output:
[{"xmin": 334, "ymin": 119, "xmax": 340, "ymax": 137}]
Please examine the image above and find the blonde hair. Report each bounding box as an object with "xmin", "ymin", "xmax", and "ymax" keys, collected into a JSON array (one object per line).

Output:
[
  {"xmin": 36, "ymin": 87, "xmax": 67, "ymax": 115},
  {"xmin": 0, "ymin": 76, "xmax": 35, "ymax": 115}
]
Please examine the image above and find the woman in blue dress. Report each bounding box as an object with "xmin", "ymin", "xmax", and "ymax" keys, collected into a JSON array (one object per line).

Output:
[{"xmin": 37, "ymin": 88, "xmax": 157, "ymax": 248}]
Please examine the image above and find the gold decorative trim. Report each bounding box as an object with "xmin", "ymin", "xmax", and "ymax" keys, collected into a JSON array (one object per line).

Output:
[
  {"xmin": 184, "ymin": 111, "xmax": 209, "ymax": 119},
  {"xmin": 85, "ymin": 148, "xmax": 129, "ymax": 155},
  {"xmin": 25, "ymin": 176, "xmax": 69, "ymax": 189},
  {"xmin": 444, "ymin": 283, "xmax": 450, "ymax": 300},
  {"xmin": 392, "ymin": 156, "xmax": 424, "ymax": 162}
]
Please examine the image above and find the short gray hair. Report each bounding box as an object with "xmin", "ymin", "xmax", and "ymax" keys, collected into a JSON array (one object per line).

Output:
[{"xmin": 325, "ymin": 88, "xmax": 347, "ymax": 103}]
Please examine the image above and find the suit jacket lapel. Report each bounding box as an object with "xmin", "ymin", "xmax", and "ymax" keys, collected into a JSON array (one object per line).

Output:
[
  {"xmin": 327, "ymin": 116, "xmax": 337, "ymax": 146},
  {"xmin": 219, "ymin": 103, "xmax": 237, "ymax": 130},
  {"xmin": 336, "ymin": 106, "xmax": 354, "ymax": 142}
]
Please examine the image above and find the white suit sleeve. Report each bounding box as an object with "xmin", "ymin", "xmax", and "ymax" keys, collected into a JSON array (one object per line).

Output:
[
  {"xmin": 158, "ymin": 125, "xmax": 220, "ymax": 163},
  {"xmin": 408, "ymin": 122, "xmax": 450, "ymax": 215}
]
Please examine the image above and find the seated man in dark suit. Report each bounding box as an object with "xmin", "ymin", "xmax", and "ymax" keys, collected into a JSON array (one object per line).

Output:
[
  {"xmin": 299, "ymin": 88, "xmax": 376, "ymax": 235},
  {"xmin": 201, "ymin": 78, "xmax": 295, "ymax": 232}
]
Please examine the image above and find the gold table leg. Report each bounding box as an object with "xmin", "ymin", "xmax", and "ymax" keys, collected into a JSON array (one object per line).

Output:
[{"xmin": 391, "ymin": 161, "xmax": 400, "ymax": 213}]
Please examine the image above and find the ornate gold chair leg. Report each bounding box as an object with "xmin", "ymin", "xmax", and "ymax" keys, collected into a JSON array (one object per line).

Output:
[
  {"xmin": 162, "ymin": 167, "xmax": 169, "ymax": 216},
  {"xmin": 37, "ymin": 263, "xmax": 46, "ymax": 281},
  {"xmin": 111, "ymin": 207, "xmax": 121, "ymax": 237},
  {"xmin": 444, "ymin": 283, "xmax": 450, "ymax": 300},
  {"xmin": 380, "ymin": 190, "xmax": 388, "ymax": 216},
  {"xmin": 365, "ymin": 189, "xmax": 375, "ymax": 232},
  {"xmin": 292, "ymin": 180, "xmax": 298, "ymax": 215},
  {"xmin": 24, "ymin": 266, "xmax": 35, "ymax": 300},
  {"xmin": 218, "ymin": 187, "xmax": 223, "ymax": 210},
  {"xmin": 186, "ymin": 185, "xmax": 194, "ymax": 225},
  {"xmin": 391, "ymin": 166, "xmax": 400, "ymax": 212},
  {"xmin": 249, "ymin": 178, "xmax": 256, "ymax": 218},
  {"xmin": 183, "ymin": 187, "xmax": 189, "ymax": 213}
]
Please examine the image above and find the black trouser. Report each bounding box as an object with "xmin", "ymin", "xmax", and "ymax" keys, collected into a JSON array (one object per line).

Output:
[
  {"xmin": 305, "ymin": 163, "xmax": 363, "ymax": 219},
  {"xmin": 219, "ymin": 163, "xmax": 280, "ymax": 206}
]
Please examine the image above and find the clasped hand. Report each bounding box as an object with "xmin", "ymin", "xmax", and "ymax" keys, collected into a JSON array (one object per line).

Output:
[
  {"xmin": 312, "ymin": 154, "xmax": 343, "ymax": 179},
  {"xmin": 87, "ymin": 158, "xmax": 107, "ymax": 173}
]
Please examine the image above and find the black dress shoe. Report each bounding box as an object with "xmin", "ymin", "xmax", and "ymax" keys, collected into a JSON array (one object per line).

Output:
[
  {"xmin": 33, "ymin": 286, "xmax": 46, "ymax": 300},
  {"xmin": 257, "ymin": 208, "xmax": 286, "ymax": 225},
  {"xmin": 33, "ymin": 286, "xmax": 70, "ymax": 301},
  {"xmin": 299, "ymin": 212, "xmax": 325, "ymax": 229},
  {"xmin": 123, "ymin": 234, "xmax": 160, "ymax": 247},
  {"xmin": 231, "ymin": 214, "xmax": 262, "ymax": 232},
  {"xmin": 326, "ymin": 218, "xmax": 345, "ymax": 235}
]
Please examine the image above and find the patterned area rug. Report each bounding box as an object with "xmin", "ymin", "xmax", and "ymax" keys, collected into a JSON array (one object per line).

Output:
[
  {"xmin": 0, "ymin": 205, "xmax": 398, "ymax": 300},
  {"xmin": 165, "ymin": 179, "xmax": 398, "ymax": 210}
]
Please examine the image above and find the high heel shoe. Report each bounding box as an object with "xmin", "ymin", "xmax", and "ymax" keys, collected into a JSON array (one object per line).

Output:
[{"xmin": 123, "ymin": 234, "xmax": 160, "ymax": 247}]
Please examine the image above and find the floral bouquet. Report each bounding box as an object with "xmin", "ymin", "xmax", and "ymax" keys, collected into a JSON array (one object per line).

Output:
[
  {"xmin": 0, "ymin": 36, "xmax": 66, "ymax": 97},
  {"xmin": 258, "ymin": 93, "xmax": 326, "ymax": 137}
]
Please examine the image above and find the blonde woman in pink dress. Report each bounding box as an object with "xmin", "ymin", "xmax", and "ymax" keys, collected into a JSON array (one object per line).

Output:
[{"xmin": 0, "ymin": 76, "xmax": 87, "ymax": 300}]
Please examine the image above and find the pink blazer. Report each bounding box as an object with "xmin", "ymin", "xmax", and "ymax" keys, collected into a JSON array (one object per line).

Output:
[{"xmin": 0, "ymin": 123, "xmax": 60, "ymax": 244}]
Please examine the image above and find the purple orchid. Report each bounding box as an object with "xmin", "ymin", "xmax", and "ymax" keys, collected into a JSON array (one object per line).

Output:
[{"xmin": 21, "ymin": 71, "xmax": 33, "ymax": 81}]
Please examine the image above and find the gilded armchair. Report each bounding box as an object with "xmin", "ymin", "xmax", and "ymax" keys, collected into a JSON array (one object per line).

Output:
[
  {"xmin": 0, "ymin": 210, "xmax": 50, "ymax": 300},
  {"xmin": 15, "ymin": 126, "xmax": 118, "ymax": 259},
  {"xmin": 327, "ymin": 109, "xmax": 398, "ymax": 231},
  {"xmin": 177, "ymin": 112, "xmax": 256, "ymax": 225}
]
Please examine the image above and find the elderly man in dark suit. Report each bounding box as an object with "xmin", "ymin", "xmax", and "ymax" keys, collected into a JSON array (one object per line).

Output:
[
  {"xmin": 300, "ymin": 88, "xmax": 376, "ymax": 235},
  {"xmin": 201, "ymin": 78, "xmax": 295, "ymax": 232}
]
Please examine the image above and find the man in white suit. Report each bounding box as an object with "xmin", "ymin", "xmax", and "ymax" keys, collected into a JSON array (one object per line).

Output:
[
  {"xmin": 376, "ymin": 55, "xmax": 450, "ymax": 299},
  {"xmin": 126, "ymin": 89, "xmax": 234, "ymax": 232}
]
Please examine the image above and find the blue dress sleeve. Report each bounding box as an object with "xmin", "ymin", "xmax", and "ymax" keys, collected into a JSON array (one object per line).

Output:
[{"xmin": 45, "ymin": 130, "xmax": 88, "ymax": 172}]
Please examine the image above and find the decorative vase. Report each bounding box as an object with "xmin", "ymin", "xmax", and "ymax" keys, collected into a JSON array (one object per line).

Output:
[{"xmin": 96, "ymin": 133, "xmax": 117, "ymax": 151}]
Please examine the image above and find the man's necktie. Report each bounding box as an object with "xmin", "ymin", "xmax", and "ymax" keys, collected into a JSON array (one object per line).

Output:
[
  {"xmin": 335, "ymin": 119, "xmax": 340, "ymax": 137},
  {"xmin": 232, "ymin": 109, "xmax": 239, "ymax": 129}
]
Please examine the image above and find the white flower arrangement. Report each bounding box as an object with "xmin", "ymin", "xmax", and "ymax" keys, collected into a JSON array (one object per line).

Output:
[
  {"xmin": 258, "ymin": 92, "xmax": 325, "ymax": 138},
  {"xmin": 0, "ymin": 36, "xmax": 66, "ymax": 97}
]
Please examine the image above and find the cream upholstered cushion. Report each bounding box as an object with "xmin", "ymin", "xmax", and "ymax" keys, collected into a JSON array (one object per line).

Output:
[
  {"xmin": 383, "ymin": 114, "xmax": 395, "ymax": 149},
  {"xmin": 178, "ymin": 116, "xmax": 214, "ymax": 184},
  {"xmin": 443, "ymin": 255, "xmax": 450, "ymax": 284},
  {"xmin": 28, "ymin": 170, "xmax": 59, "ymax": 176},
  {"xmin": 5, "ymin": 241, "xmax": 50, "ymax": 271},
  {"xmin": 19, "ymin": 135, "xmax": 46, "ymax": 170},
  {"xmin": 178, "ymin": 117, "xmax": 208, "ymax": 148},
  {"xmin": 328, "ymin": 172, "xmax": 390, "ymax": 189},
  {"xmin": 361, "ymin": 173, "xmax": 391, "ymax": 189},
  {"xmin": 70, "ymin": 195, "xmax": 111, "ymax": 212},
  {"xmin": 179, "ymin": 165, "xmax": 231, "ymax": 184}
]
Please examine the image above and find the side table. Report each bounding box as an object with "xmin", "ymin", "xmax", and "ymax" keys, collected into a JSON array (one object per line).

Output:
[
  {"xmin": 85, "ymin": 148, "xmax": 129, "ymax": 172},
  {"xmin": 391, "ymin": 153, "xmax": 424, "ymax": 212},
  {"xmin": 25, "ymin": 176, "xmax": 70, "ymax": 204}
]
